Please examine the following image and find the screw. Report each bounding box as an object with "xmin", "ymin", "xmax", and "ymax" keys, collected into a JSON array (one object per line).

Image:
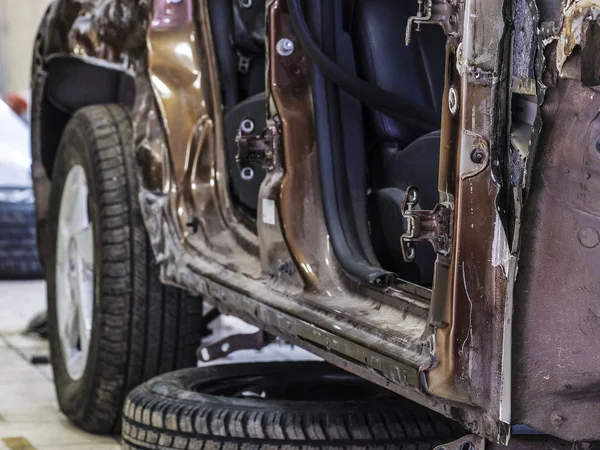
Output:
[
  {"xmin": 240, "ymin": 0, "xmax": 252, "ymax": 7},
  {"xmin": 240, "ymin": 118, "xmax": 255, "ymax": 134},
  {"xmin": 595, "ymin": 138, "xmax": 600, "ymax": 153},
  {"xmin": 240, "ymin": 167, "xmax": 254, "ymax": 181},
  {"xmin": 276, "ymin": 38, "xmax": 295, "ymax": 56},
  {"xmin": 448, "ymin": 86, "xmax": 458, "ymax": 115},
  {"xmin": 436, "ymin": 213, "xmax": 445, "ymax": 224},
  {"xmin": 471, "ymin": 147, "xmax": 485, "ymax": 164},
  {"xmin": 406, "ymin": 245, "xmax": 416, "ymax": 261}
]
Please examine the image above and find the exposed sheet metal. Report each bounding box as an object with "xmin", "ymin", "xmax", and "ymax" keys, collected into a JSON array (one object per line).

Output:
[{"xmin": 556, "ymin": 0, "xmax": 600, "ymax": 74}]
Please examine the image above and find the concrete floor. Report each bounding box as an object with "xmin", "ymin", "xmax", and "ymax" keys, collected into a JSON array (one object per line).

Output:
[
  {"xmin": 0, "ymin": 280, "xmax": 121, "ymax": 449},
  {"xmin": 0, "ymin": 280, "xmax": 318, "ymax": 449}
]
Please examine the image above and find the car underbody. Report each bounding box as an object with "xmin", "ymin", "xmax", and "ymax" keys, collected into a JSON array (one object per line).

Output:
[{"xmin": 30, "ymin": 0, "xmax": 600, "ymax": 444}]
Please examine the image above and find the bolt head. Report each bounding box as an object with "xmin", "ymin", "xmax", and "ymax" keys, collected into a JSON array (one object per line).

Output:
[
  {"xmin": 276, "ymin": 38, "xmax": 295, "ymax": 56},
  {"xmin": 240, "ymin": 167, "xmax": 254, "ymax": 181},
  {"xmin": 470, "ymin": 148, "xmax": 485, "ymax": 164},
  {"xmin": 240, "ymin": 118, "xmax": 255, "ymax": 134}
]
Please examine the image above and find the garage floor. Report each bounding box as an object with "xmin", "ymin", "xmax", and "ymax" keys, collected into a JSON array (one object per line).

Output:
[{"xmin": 0, "ymin": 281, "xmax": 121, "ymax": 449}]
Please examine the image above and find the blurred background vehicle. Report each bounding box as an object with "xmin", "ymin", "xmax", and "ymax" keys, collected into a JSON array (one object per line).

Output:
[{"xmin": 0, "ymin": 98, "xmax": 42, "ymax": 278}]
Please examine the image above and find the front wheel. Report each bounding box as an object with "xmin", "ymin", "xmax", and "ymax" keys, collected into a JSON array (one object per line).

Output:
[{"xmin": 46, "ymin": 104, "xmax": 205, "ymax": 433}]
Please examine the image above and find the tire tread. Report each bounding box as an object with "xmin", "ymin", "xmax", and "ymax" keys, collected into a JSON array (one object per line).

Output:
[{"xmin": 121, "ymin": 364, "xmax": 465, "ymax": 450}]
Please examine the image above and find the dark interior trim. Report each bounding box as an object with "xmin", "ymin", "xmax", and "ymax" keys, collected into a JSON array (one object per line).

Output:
[
  {"xmin": 306, "ymin": 0, "xmax": 393, "ymax": 285},
  {"xmin": 290, "ymin": 0, "xmax": 439, "ymax": 132}
]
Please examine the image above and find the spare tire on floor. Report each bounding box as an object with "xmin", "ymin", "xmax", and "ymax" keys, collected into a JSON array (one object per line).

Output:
[{"xmin": 122, "ymin": 361, "xmax": 465, "ymax": 450}]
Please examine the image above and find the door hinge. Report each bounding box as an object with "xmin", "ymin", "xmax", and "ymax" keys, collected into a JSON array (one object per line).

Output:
[
  {"xmin": 235, "ymin": 122, "xmax": 279, "ymax": 170},
  {"xmin": 406, "ymin": 0, "xmax": 462, "ymax": 45},
  {"xmin": 400, "ymin": 186, "xmax": 453, "ymax": 262}
]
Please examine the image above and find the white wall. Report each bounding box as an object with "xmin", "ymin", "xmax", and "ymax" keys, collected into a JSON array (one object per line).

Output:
[{"xmin": 0, "ymin": 0, "xmax": 53, "ymax": 93}]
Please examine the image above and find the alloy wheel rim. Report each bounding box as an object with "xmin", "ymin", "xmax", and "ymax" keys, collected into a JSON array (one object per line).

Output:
[{"xmin": 55, "ymin": 165, "xmax": 94, "ymax": 380}]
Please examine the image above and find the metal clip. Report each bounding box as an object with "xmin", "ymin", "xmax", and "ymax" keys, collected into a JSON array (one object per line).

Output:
[
  {"xmin": 400, "ymin": 186, "xmax": 453, "ymax": 262},
  {"xmin": 235, "ymin": 123, "xmax": 278, "ymax": 170},
  {"xmin": 406, "ymin": 0, "xmax": 462, "ymax": 45}
]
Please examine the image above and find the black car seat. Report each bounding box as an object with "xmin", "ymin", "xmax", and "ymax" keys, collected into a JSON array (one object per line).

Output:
[
  {"xmin": 352, "ymin": 0, "xmax": 447, "ymax": 285},
  {"xmin": 209, "ymin": 0, "xmax": 267, "ymax": 214}
]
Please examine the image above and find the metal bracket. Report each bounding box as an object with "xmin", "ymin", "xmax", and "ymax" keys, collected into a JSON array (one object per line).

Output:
[
  {"xmin": 400, "ymin": 186, "xmax": 453, "ymax": 262},
  {"xmin": 434, "ymin": 435, "xmax": 485, "ymax": 450},
  {"xmin": 197, "ymin": 331, "xmax": 275, "ymax": 362},
  {"xmin": 235, "ymin": 123, "xmax": 278, "ymax": 170},
  {"xmin": 406, "ymin": 0, "xmax": 462, "ymax": 45}
]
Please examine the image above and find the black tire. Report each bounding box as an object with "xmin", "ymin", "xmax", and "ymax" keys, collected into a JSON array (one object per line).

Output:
[
  {"xmin": 0, "ymin": 195, "xmax": 43, "ymax": 279},
  {"xmin": 122, "ymin": 362, "xmax": 465, "ymax": 449},
  {"xmin": 46, "ymin": 104, "xmax": 205, "ymax": 434}
]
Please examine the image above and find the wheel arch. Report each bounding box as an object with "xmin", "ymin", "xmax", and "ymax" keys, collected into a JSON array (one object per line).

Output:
[{"xmin": 34, "ymin": 55, "xmax": 136, "ymax": 178}]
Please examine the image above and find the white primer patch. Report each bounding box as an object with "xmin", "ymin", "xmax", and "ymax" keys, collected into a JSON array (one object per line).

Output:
[
  {"xmin": 262, "ymin": 198, "xmax": 276, "ymax": 225},
  {"xmin": 492, "ymin": 213, "xmax": 510, "ymax": 276}
]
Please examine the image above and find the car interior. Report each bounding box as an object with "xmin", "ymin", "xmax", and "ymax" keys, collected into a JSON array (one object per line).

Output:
[{"xmin": 211, "ymin": 0, "xmax": 446, "ymax": 289}]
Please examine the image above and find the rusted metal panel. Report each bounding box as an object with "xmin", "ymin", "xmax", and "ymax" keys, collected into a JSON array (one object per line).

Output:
[
  {"xmin": 427, "ymin": 0, "xmax": 514, "ymax": 441},
  {"xmin": 513, "ymin": 53, "xmax": 600, "ymax": 441},
  {"xmin": 509, "ymin": 0, "xmax": 600, "ymax": 441}
]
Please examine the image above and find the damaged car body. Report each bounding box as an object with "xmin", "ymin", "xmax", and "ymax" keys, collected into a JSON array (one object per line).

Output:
[{"xmin": 29, "ymin": 0, "xmax": 600, "ymax": 445}]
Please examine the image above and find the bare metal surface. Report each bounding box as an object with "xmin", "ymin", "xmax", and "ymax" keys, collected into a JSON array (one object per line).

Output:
[{"xmin": 556, "ymin": 0, "xmax": 600, "ymax": 75}]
